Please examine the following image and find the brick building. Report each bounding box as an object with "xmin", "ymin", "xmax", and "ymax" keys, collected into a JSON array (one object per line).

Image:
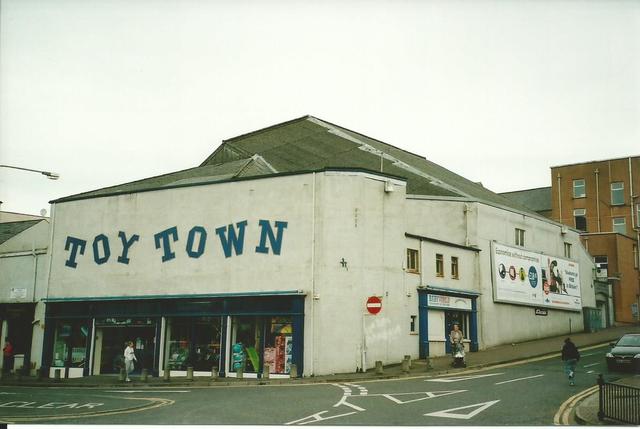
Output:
[{"xmin": 551, "ymin": 156, "xmax": 640, "ymax": 324}]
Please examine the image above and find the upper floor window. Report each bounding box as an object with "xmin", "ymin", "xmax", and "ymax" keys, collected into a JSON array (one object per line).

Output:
[
  {"xmin": 594, "ymin": 255, "xmax": 608, "ymax": 278},
  {"xmin": 611, "ymin": 182, "xmax": 624, "ymax": 205},
  {"xmin": 515, "ymin": 228, "xmax": 525, "ymax": 247},
  {"xmin": 451, "ymin": 256, "xmax": 459, "ymax": 279},
  {"xmin": 436, "ymin": 254, "xmax": 444, "ymax": 277},
  {"xmin": 573, "ymin": 208, "xmax": 587, "ymax": 232},
  {"xmin": 406, "ymin": 248, "xmax": 420, "ymax": 273},
  {"xmin": 564, "ymin": 242, "xmax": 572, "ymax": 259},
  {"xmin": 613, "ymin": 217, "xmax": 626, "ymax": 235},
  {"xmin": 572, "ymin": 179, "xmax": 585, "ymax": 198},
  {"xmin": 410, "ymin": 315, "xmax": 417, "ymax": 333}
]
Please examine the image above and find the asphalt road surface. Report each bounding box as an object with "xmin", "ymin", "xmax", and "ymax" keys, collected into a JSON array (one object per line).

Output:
[{"xmin": 0, "ymin": 344, "xmax": 632, "ymax": 425}]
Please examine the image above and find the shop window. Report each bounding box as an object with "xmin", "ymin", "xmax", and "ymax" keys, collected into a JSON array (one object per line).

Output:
[
  {"xmin": 52, "ymin": 320, "xmax": 88, "ymax": 368},
  {"xmin": 165, "ymin": 317, "xmax": 221, "ymax": 372},
  {"xmin": 572, "ymin": 179, "xmax": 585, "ymax": 198},
  {"xmin": 564, "ymin": 243, "xmax": 572, "ymax": 259},
  {"xmin": 611, "ymin": 182, "xmax": 624, "ymax": 205},
  {"xmin": 515, "ymin": 228, "xmax": 525, "ymax": 247},
  {"xmin": 263, "ymin": 317, "xmax": 293, "ymax": 375},
  {"xmin": 612, "ymin": 217, "xmax": 626, "ymax": 235},
  {"xmin": 230, "ymin": 316, "xmax": 293, "ymax": 375},
  {"xmin": 436, "ymin": 254, "xmax": 444, "ymax": 277},
  {"xmin": 451, "ymin": 257, "xmax": 459, "ymax": 279},
  {"xmin": 573, "ymin": 209, "xmax": 587, "ymax": 232},
  {"xmin": 406, "ymin": 248, "xmax": 419, "ymax": 273}
]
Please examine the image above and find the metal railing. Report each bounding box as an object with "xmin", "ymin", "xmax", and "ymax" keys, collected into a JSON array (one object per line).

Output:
[{"xmin": 598, "ymin": 374, "xmax": 640, "ymax": 425}]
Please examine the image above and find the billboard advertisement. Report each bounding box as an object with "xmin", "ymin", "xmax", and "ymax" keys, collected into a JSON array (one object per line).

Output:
[{"xmin": 492, "ymin": 242, "xmax": 581, "ymax": 311}]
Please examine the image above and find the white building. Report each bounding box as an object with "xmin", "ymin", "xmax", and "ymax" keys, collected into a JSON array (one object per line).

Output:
[
  {"xmin": 0, "ymin": 215, "xmax": 50, "ymax": 374},
  {"xmin": 41, "ymin": 116, "xmax": 595, "ymax": 378}
]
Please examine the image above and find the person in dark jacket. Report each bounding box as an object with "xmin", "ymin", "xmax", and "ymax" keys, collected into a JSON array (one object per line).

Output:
[{"xmin": 561, "ymin": 337, "xmax": 580, "ymax": 386}]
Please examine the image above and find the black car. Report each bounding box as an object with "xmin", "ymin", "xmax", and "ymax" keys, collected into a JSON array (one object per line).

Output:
[{"xmin": 606, "ymin": 334, "xmax": 640, "ymax": 372}]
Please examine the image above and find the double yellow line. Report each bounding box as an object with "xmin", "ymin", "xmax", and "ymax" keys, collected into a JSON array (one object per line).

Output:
[{"xmin": 554, "ymin": 385, "xmax": 599, "ymax": 425}]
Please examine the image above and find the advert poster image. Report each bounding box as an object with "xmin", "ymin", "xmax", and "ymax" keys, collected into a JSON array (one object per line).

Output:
[{"xmin": 492, "ymin": 243, "xmax": 581, "ymax": 311}]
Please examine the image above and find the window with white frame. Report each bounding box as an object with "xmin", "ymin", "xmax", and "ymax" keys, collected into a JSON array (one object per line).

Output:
[
  {"xmin": 436, "ymin": 254, "xmax": 444, "ymax": 277},
  {"xmin": 451, "ymin": 256, "xmax": 459, "ymax": 279},
  {"xmin": 406, "ymin": 248, "xmax": 420, "ymax": 273},
  {"xmin": 612, "ymin": 217, "xmax": 626, "ymax": 234},
  {"xmin": 573, "ymin": 179, "xmax": 585, "ymax": 198},
  {"xmin": 410, "ymin": 315, "xmax": 417, "ymax": 333},
  {"xmin": 611, "ymin": 182, "xmax": 624, "ymax": 205},
  {"xmin": 564, "ymin": 242, "xmax": 572, "ymax": 259},
  {"xmin": 573, "ymin": 208, "xmax": 587, "ymax": 232},
  {"xmin": 515, "ymin": 228, "xmax": 525, "ymax": 247}
]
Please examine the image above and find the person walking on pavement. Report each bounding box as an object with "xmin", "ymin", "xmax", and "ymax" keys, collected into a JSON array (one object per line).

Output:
[
  {"xmin": 2, "ymin": 338, "xmax": 14, "ymax": 375},
  {"xmin": 124, "ymin": 341, "xmax": 137, "ymax": 382},
  {"xmin": 561, "ymin": 337, "xmax": 580, "ymax": 386}
]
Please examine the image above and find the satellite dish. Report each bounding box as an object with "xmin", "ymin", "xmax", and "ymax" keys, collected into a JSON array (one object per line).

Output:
[{"xmin": 40, "ymin": 209, "xmax": 47, "ymax": 217}]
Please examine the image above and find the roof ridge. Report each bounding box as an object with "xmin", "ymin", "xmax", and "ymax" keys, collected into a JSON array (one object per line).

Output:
[{"xmin": 222, "ymin": 115, "xmax": 312, "ymax": 144}]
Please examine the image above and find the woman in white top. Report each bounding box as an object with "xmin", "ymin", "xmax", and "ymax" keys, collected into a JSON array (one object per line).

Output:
[{"xmin": 123, "ymin": 341, "xmax": 137, "ymax": 382}]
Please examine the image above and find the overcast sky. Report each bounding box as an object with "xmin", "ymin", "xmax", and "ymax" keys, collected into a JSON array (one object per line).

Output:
[{"xmin": 1, "ymin": 0, "xmax": 638, "ymax": 216}]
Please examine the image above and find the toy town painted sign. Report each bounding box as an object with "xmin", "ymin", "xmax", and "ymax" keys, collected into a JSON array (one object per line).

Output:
[{"xmin": 62, "ymin": 219, "xmax": 288, "ymax": 268}]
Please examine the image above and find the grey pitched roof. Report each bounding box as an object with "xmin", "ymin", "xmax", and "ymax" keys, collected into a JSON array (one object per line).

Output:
[
  {"xmin": 499, "ymin": 187, "xmax": 552, "ymax": 213},
  {"xmin": 0, "ymin": 220, "xmax": 42, "ymax": 245},
  {"xmin": 51, "ymin": 115, "xmax": 539, "ymax": 216}
]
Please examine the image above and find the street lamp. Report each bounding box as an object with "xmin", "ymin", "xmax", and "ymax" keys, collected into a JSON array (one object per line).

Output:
[{"xmin": 0, "ymin": 164, "xmax": 60, "ymax": 180}]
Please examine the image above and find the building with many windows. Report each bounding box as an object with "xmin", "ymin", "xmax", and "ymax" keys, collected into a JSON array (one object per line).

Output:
[
  {"xmin": 41, "ymin": 116, "xmax": 596, "ymax": 378},
  {"xmin": 550, "ymin": 157, "xmax": 640, "ymax": 324}
]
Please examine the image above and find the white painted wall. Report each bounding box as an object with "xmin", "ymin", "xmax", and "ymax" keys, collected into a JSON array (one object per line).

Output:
[{"xmin": 0, "ymin": 219, "xmax": 50, "ymax": 370}]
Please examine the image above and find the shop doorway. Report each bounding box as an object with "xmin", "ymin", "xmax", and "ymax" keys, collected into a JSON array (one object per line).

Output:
[
  {"xmin": 97, "ymin": 326, "xmax": 155, "ymax": 375},
  {"xmin": 444, "ymin": 310, "xmax": 469, "ymax": 354}
]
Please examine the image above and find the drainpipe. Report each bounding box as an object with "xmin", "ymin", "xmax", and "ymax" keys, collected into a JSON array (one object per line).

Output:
[
  {"xmin": 595, "ymin": 169, "xmax": 601, "ymax": 232},
  {"xmin": 310, "ymin": 172, "xmax": 317, "ymax": 375},
  {"xmin": 557, "ymin": 173, "xmax": 562, "ymax": 224}
]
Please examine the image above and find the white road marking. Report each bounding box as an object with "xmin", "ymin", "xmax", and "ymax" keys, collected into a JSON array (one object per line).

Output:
[
  {"xmin": 427, "ymin": 372, "xmax": 505, "ymax": 383},
  {"xmin": 586, "ymin": 370, "xmax": 595, "ymax": 374},
  {"xmin": 285, "ymin": 410, "xmax": 357, "ymax": 425},
  {"xmin": 494, "ymin": 374, "xmax": 544, "ymax": 385},
  {"xmin": 103, "ymin": 390, "xmax": 191, "ymax": 393},
  {"xmin": 333, "ymin": 395, "xmax": 366, "ymax": 411},
  {"xmin": 425, "ymin": 400, "xmax": 501, "ymax": 420},
  {"xmin": 345, "ymin": 383, "xmax": 368, "ymax": 395},
  {"xmin": 583, "ymin": 363, "xmax": 600, "ymax": 368},
  {"xmin": 0, "ymin": 393, "xmax": 16, "ymax": 395},
  {"xmin": 378, "ymin": 390, "xmax": 467, "ymax": 404},
  {"xmin": 580, "ymin": 352, "xmax": 600, "ymax": 357}
]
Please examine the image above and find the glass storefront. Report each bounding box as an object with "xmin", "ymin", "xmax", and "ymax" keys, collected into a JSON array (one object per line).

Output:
[
  {"xmin": 166, "ymin": 317, "xmax": 222, "ymax": 371},
  {"xmin": 52, "ymin": 319, "xmax": 88, "ymax": 368},
  {"xmin": 229, "ymin": 316, "xmax": 293, "ymax": 375}
]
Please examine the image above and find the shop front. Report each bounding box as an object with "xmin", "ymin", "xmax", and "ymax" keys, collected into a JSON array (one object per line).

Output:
[
  {"xmin": 42, "ymin": 292, "xmax": 304, "ymax": 378},
  {"xmin": 417, "ymin": 286, "xmax": 479, "ymax": 358},
  {"xmin": 0, "ymin": 303, "xmax": 36, "ymax": 374}
]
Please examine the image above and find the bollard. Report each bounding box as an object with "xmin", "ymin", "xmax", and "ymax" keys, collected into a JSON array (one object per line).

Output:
[
  {"xmin": 186, "ymin": 366, "xmax": 194, "ymax": 381},
  {"xmin": 211, "ymin": 366, "xmax": 218, "ymax": 381},
  {"xmin": 401, "ymin": 357, "xmax": 410, "ymax": 373},
  {"xmin": 163, "ymin": 367, "xmax": 171, "ymax": 381},
  {"xmin": 375, "ymin": 360, "xmax": 383, "ymax": 375},
  {"xmin": 404, "ymin": 355, "xmax": 412, "ymax": 369},
  {"xmin": 119, "ymin": 368, "xmax": 126, "ymax": 382},
  {"xmin": 289, "ymin": 364, "xmax": 298, "ymax": 379},
  {"xmin": 262, "ymin": 364, "xmax": 270, "ymax": 379},
  {"xmin": 425, "ymin": 357, "xmax": 432, "ymax": 370},
  {"xmin": 140, "ymin": 369, "xmax": 148, "ymax": 382},
  {"xmin": 236, "ymin": 366, "xmax": 244, "ymax": 379},
  {"xmin": 54, "ymin": 368, "xmax": 61, "ymax": 381}
]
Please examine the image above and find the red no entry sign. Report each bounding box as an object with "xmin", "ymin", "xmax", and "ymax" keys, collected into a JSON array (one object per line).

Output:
[{"xmin": 366, "ymin": 296, "xmax": 382, "ymax": 315}]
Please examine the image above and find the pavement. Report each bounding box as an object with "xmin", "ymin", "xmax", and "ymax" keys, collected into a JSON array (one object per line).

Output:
[{"xmin": 1, "ymin": 324, "xmax": 639, "ymax": 425}]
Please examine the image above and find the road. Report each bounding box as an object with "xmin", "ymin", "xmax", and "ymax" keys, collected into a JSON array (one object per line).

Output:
[{"xmin": 0, "ymin": 344, "xmax": 631, "ymax": 425}]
